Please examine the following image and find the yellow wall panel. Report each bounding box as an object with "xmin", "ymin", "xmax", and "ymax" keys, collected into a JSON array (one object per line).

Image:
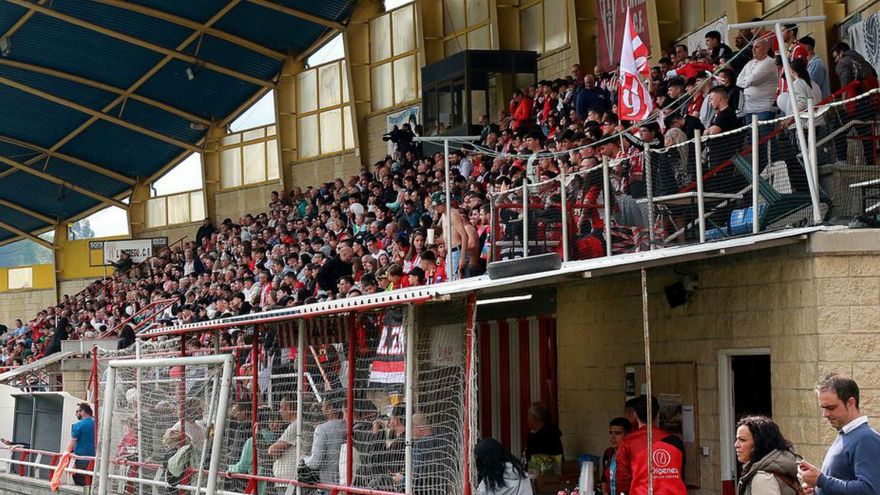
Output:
[
  {"xmin": 32, "ymin": 264, "xmax": 55, "ymax": 289},
  {"xmin": 59, "ymin": 236, "xmax": 128, "ymax": 281}
]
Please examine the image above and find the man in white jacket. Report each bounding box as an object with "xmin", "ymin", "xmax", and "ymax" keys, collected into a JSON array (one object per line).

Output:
[{"xmin": 736, "ymin": 38, "xmax": 778, "ymax": 123}]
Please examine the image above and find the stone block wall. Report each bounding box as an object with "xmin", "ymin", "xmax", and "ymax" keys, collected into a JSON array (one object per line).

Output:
[
  {"xmin": 555, "ymin": 239, "xmax": 880, "ymax": 495},
  {"xmin": 0, "ymin": 289, "xmax": 56, "ymax": 329},
  {"xmin": 538, "ymin": 45, "xmax": 578, "ymax": 80}
]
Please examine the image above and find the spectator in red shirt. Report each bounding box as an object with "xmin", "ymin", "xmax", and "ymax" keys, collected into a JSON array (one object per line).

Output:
[
  {"xmin": 509, "ymin": 89, "xmax": 533, "ymax": 131},
  {"xmin": 616, "ymin": 395, "xmax": 687, "ymax": 495}
]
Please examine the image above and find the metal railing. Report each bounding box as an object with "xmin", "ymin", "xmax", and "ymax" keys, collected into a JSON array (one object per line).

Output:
[{"xmin": 488, "ymin": 84, "xmax": 879, "ymax": 263}]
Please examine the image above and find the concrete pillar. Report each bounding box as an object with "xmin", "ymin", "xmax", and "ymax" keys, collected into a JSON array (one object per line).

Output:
[
  {"xmin": 343, "ymin": 0, "xmax": 383, "ymax": 171},
  {"xmin": 52, "ymin": 224, "xmax": 66, "ymax": 304},
  {"xmin": 201, "ymin": 124, "xmax": 226, "ymax": 223},
  {"xmin": 127, "ymin": 178, "xmax": 151, "ymax": 240},
  {"xmin": 276, "ymin": 56, "xmax": 306, "ymax": 191},
  {"xmin": 573, "ymin": 0, "xmax": 598, "ymax": 70}
]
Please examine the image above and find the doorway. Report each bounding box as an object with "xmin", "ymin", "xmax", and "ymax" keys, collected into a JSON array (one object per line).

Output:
[{"xmin": 718, "ymin": 349, "xmax": 772, "ymax": 495}]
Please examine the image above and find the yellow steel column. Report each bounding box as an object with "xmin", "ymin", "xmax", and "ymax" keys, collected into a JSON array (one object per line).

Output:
[
  {"xmin": 343, "ymin": 0, "xmax": 383, "ymax": 171},
  {"xmin": 200, "ymin": 124, "xmax": 226, "ymax": 223},
  {"xmin": 276, "ymin": 56, "xmax": 305, "ymax": 191}
]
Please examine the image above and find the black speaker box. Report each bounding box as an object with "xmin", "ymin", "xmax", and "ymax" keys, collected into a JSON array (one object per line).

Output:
[{"xmin": 487, "ymin": 253, "xmax": 561, "ymax": 280}]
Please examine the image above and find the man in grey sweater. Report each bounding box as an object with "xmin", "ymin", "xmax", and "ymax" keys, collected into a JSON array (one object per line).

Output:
[{"xmin": 799, "ymin": 373, "xmax": 880, "ymax": 495}]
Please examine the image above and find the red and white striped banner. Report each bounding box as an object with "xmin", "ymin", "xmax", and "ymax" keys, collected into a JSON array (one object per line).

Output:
[{"xmin": 478, "ymin": 316, "xmax": 557, "ymax": 457}]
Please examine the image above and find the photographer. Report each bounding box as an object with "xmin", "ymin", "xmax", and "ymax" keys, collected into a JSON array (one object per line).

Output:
[{"xmin": 382, "ymin": 123, "xmax": 415, "ymax": 155}]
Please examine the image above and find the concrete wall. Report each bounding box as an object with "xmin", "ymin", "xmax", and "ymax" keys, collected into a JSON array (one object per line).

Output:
[
  {"xmin": 538, "ymin": 46, "xmax": 579, "ymax": 81},
  {"xmin": 290, "ymin": 151, "xmax": 362, "ymax": 187},
  {"xmin": 555, "ymin": 239, "xmax": 880, "ymax": 495},
  {"xmin": 136, "ymin": 223, "xmax": 195, "ymax": 245},
  {"xmin": 366, "ymin": 111, "xmax": 393, "ymax": 167},
  {"xmin": 0, "ymin": 289, "xmax": 55, "ymax": 329},
  {"xmin": 57, "ymin": 278, "xmax": 94, "ymax": 299},
  {"xmin": 214, "ymin": 183, "xmax": 278, "ymax": 223}
]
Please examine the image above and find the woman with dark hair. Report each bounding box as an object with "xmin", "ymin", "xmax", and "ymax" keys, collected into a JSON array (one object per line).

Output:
[
  {"xmin": 117, "ymin": 324, "xmax": 135, "ymax": 350},
  {"xmin": 474, "ymin": 438, "xmax": 532, "ymax": 495},
  {"xmin": 735, "ymin": 415, "xmax": 800, "ymax": 495}
]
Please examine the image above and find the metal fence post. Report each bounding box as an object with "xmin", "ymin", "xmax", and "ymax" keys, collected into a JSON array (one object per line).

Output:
[
  {"xmin": 521, "ymin": 183, "xmax": 529, "ymax": 258},
  {"xmin": 602, "ymin": 156, "xmax": 612, "ymax": 256},
  {"xmin": 644, "ymin": 143, "xmax": 655, "ymax": 249},
  {"xmin": 752, "ymin": 115, "xmax": 760, "ymax": 234},
  {"xmin": 559, "ymin": 171, "xmax": 569, "ymax": 262},
  {"xmin": 489, "ymin": 198, "xmax": 496, "ymax": 262},
  {"xmin": 807, "ymin": 98, "xmax": 820, "ymax": 223},
  {"xmin": 694, "ymin": 129, "xmax": 706, "ymax": 243},
  {"xmin": 295, "ymin": 320, "xmax": 306, "ymax": 495}
]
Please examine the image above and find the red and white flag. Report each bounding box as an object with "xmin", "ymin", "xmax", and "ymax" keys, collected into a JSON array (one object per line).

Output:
[{"xmin": 618, "ymin": 7, "xmax": 653, "ymax": 122}]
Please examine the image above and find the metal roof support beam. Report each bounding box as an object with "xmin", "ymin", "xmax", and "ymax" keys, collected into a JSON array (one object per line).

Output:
[
  {"xmin": 90, "ymin": 0, "xmax": 287, "ymax": 61},
  {"xmin": 294, "ymin": 28, "xmax": 341, "ymax": 63},
  {"xmin": 244, "ymin": 0, "xmax": 345, "ymax": 30},
  {"xmin": 3, "ymin": 0, "xmax": 273, "ymax": 89},
  {"xmin": 0, "ymin": 155, "xmax": 128, "ymax": 210},
  {"xmin": 13, "ymin": 0, "xmax": 243, "ymax": 161},
  {"xmin": 0, "ymin": 198, "xmax": 56, "ymax": 224},
  {"xmin": 0, "ymin": 134, "xmax": 137, "ymax": 185},
  {"xmin": 0, "ymin": 59, "xmax": 211, "ymax": 127},
  {"xmin": 0, "ymin": 75, "xmax": 200, "ymax": 152},
  {"xmin": 0, "ymin": 220, "xmax": 54, "ymax": 249}
]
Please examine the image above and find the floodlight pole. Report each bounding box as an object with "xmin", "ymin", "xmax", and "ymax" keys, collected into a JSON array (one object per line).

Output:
[{"xmin": 730, "ymin": 16, "xmax": 825, "ymax": 224}]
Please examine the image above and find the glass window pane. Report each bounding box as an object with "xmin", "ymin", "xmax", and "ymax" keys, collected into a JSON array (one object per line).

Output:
[
  {"xmin": 167, "ymin": 193, "xmax": 190, "ymax": 225},
  {"xmin": 319, "ymin": 63, "xmax": 342, "ymax": 109},
  {"xmin": 146, "ymin": 197, "xmax": 166, "ymax": 228},
  {"xmin": 297, "ymin": 114, "xmax": 319, "ymax": 158},
  {"xmin": 242, "ymin": 127, "xmax": 265, "ymax": 141},
  {"xmin": 444, "ymin": 0, "xmax": 466, "ymax": 35},
  {"xmin": 296, "ymin": 68, "xmax": 318, "ymax": 114},
  {"xmin": 267, "ymin": 139, "xmax": 280, "ymax": 179},
  {"xmin": 220, "ymin": 148, "xmax": 242, "ymax": 188},
  {"xmin": 445, "ymin": 36, "xmax": 463, "ymax": 56},
  {"xmin": 371, "ymin": 63, "xmax": 393, "ymax": 111},
  {"xmin": 543, "ymin": 0, "xmax": 567, "ymax": 51},
  {"xmin": 320, "ymin": 109, "xmax": 343, "ymax": 154},
  {"xmin": 343, "ymin": 106, "xmax": 354, "ymax": 150},
  {"xmin": 267, "ymin": 125, "xmax": 277, "ymax": 136},
  {"xmin": 521, "ymin": 4, "xmax": 543, "ymax": 53},
  {"xmin": 189, "ymin": 190, "xmax": 205, "ymax": 222},
  {"xmin": 370, "ymin": 14, "xmax": 392, "ymax": 62},
  {"xmin": 8, "ymin": 267, "xmax": 33, "ymax": 290},
  {"xmin": 467, "ymin": 25, "xmax": 490, "ymax": 49},
  {"xmin": 392, "ymin": 5, "xmax": 415, "ymax": 55},
  {"xmin": 243, "ymin": 142, "xmax": 266, "ymax": 184},
  {"xmin": 393, "ymin": 55, "xmax": 417, "ymax": 104},
  {"xmin": 467, "ymin": 0, "xmax": 489, "ymax": 26},
  {"xmin": 222, "ymin": 133, "xmax": 241, "ymax": 145},
  {"xmin": 341, "ymin": 62, "xmax": 350, "ymax": 103}
]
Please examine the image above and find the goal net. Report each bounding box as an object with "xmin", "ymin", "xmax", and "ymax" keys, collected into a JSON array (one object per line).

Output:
[
  {"xmin": 94, "ymin": 350, "xmax": 235, "ymax": 495},
  {"xmin": 92, "ymin": 299, "xmax": 476, "ymax": 495}
]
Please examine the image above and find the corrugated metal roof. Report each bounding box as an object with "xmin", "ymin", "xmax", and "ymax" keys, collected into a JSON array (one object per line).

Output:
[{"xmin": 0, "ymin": 0, "xmax": 354, "ymax": 244}]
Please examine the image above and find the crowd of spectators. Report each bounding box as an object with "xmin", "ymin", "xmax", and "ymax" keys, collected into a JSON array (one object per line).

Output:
[{"xmin": 2, "ymin": 23, "xmax": 878, "ymax": 371}]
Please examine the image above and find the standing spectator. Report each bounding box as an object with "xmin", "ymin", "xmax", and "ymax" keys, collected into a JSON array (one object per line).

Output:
[
  {"xmin": 509, "ymin": 89, "xmax": 533, "ymax": 131},
  {"xmin": 576, "ymin": 74, "xmax": 610, "ymax": 121},
  {"xmin": 830, "ymin": 42, "xmax": 878, "ymax": 92},
  {"xmin": 705, "ymin": 30, "xmax": 733, "ymax": 63},
  {"xmin": 474, "ymin": 438, "xmax": 533, "ymax": 495},
  {"xmin": 801, "ymin": 36, "xmax": 830, "ymax": 98},
  {"xmin": 524, "ymin": 402, "xmax": 563, "ymax": 463},
  {"xmin": 783, "ymin": 24, "xmax": 809, "ymax": 62},
  {"xmin": 195, "ymin": 218, "xmax": 215, "ymax": 246},
  {"xmin": 67, "ymin": 403, "xmax": 95, "ymax": 486},
  {"xmin": 735, "ymin": 416, "xmax": 799, "ymax": 495},
  {"xmin": 616, "ymin": 395, "xmax": 687, "ymax": 495},
  {"xmin": 798, "ymin": 373, "xmax": 880, "ymax": 495},
  {"xmin": 737, "ymin": 38, "xmax": 778, "ymax": 122}
]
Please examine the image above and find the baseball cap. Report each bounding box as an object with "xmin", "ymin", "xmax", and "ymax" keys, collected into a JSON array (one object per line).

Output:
[{"xmin": 430, "ymin": 191, "xmax": 446, "ymax": 206}]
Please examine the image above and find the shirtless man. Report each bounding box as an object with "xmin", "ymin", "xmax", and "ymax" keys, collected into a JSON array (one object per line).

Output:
[
  {"xmin": 461, "ymin": 207, "xmax": 483, "ymax": 277},
  {"xmin": 431, "ymin": 191, "xmax": 468, "ymax": 280}
]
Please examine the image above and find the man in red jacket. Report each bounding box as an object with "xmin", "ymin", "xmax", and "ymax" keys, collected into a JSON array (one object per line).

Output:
[
  {"xmin": 509, "ymin": 89, "xmax": 533, "ymax": 131},
  {"xmin": 615, "ymin": 395, "xmax": 687, "ymax": 495}
]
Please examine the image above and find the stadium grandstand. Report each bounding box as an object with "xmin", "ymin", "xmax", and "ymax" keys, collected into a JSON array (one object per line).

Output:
[{"xmin": 1, "ymin": 0, "xmax": 880, "ymax": 494}]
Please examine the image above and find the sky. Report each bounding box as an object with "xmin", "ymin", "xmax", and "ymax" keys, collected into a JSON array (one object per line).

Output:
[{"xmin": 75, "ymin": 0, "xmax": 413, "ymax": 238}]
